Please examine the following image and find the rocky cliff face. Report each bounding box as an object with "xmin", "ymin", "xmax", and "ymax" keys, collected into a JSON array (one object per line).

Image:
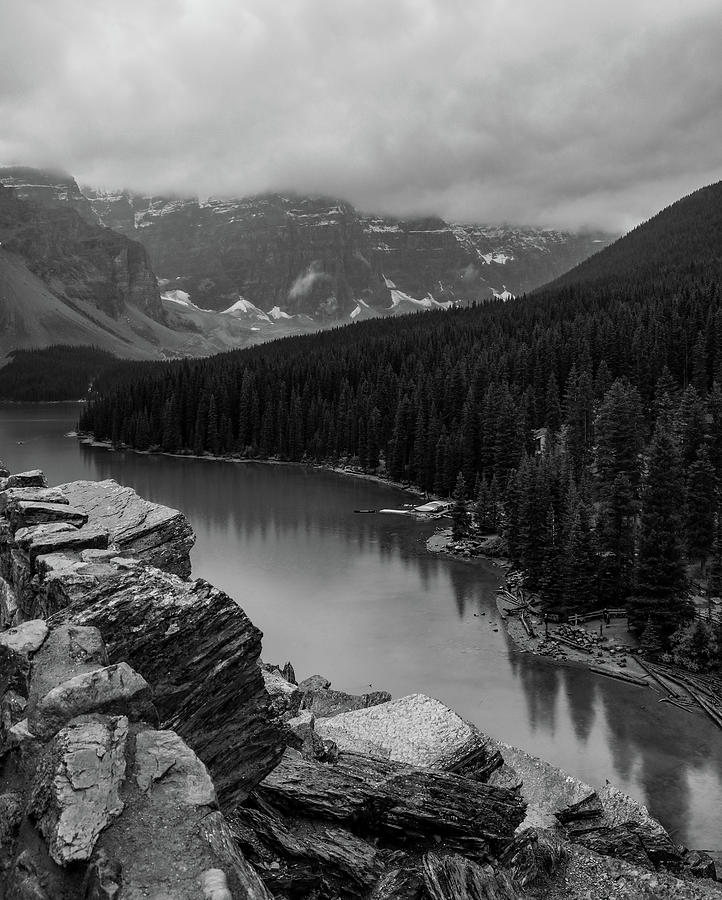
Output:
[
  {"xmin": 84, "ymin": 188, "xmax": 615, "ymax": 318},
  {"xmin": 0, "ymin": 180, "xmax": 163, "ymax": 323}
]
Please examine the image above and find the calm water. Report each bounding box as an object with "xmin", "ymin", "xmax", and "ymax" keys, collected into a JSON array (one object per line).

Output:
[{"xmin": 2, "ymin": 403, "xmax": 721, "ymax": 850}]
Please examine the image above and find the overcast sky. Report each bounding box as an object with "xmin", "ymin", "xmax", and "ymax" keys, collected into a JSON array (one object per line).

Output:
[{"xmin": 1, "ymin": 0, "xmax": 720, "ymax": 231}]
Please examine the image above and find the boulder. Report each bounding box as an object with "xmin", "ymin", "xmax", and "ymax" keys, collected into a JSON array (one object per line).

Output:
[
  {"xmin": 56, "ymin": 479, "xmax": 195, "ymax": 577},
  {"xmin": 315, "ymin": 693, "xmax": 494, "ymax": 770},
  {"xmin": 29, "ymin": 662, "xmax": 154, "ymax": 739},
  {"xmin": 0, "ymin": 620, "xmax": 49, "ymax": 711},
  {"xmin": 27, "ymin": 624, "xmax": 108, "ymax": 714},
  {"xmin": 297, "ymin": 674, "xmax": 331, "ymax": 692},
  {"xmin": 262, "ymin": 667, "xmax": 302, "ymax": 719},
  {"xmin": 134, "ymin": 728, "xmax": 216, "ymax": 806},
  {"xmin": 5, "ymin": 471, "xmax": 48, "ymax": 489},
  {"xmin": 0, "ymin": 619, "xmax": 48, "ymax": 657},
  {"xmin": 29, "ymin": 715, "xmax": 128, "ymax": 865}
]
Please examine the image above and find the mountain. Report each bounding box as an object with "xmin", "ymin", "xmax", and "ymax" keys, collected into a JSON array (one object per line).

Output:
[
  {"xmin": 81, "ymin": 187, "xmax": 614, "ymax": 317},
  {"xmin": 0, "ymin": 175, "xmax": 319, "ymax": 359},
  {"xmin": 0, "ymin": 166, "xmax": 614, "ymax": 360}
]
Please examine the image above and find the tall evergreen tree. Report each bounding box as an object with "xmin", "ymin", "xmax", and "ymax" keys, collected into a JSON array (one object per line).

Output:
[
  {"xmin": 630, "ymin": 424, "xmax": 692, "ymax": 642},
  {"xmin": 451, "ymin": 472, "xmax": 470, "ymax": 540},
  {"xmin": 686, "ymin": 444, "xmax": 717, "ymax": 571}
]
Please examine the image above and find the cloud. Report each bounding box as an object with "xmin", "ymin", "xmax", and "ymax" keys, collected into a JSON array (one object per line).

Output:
[
  {"xmin": 0, "ymin": 0, "xmax": 720, "ymax": 230},
  {"xmin": 288, "ymin": 263, "xmax": 329, "ymax": 300}
]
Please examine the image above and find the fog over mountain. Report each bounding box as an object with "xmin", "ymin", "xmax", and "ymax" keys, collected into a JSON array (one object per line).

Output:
[{"xmin": 1, "ymin": 0, "xmax": 720, "ymax": 232}]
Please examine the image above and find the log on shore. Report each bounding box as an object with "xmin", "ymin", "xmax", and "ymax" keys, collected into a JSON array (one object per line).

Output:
[{"xmin": 588, "ymin": 666, "xmax": 649, "ymax": 688}]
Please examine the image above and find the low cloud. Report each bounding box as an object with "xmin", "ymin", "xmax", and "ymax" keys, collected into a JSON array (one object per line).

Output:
[
  {"xmin": 0, "ymin": 0, "xmax": 720, "ymax": 230},
  {"xmin": 288, "ymin": 263, "xmax": 329, "ymax": 300}
]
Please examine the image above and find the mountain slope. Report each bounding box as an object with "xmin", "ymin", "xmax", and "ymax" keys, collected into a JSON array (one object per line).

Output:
[{"xmin": 541, "ymin": 180, "xmax": 722, "ymax": 292}]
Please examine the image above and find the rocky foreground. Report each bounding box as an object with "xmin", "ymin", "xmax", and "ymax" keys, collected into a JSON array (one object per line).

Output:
[{"xmin": 0, "ymin": 459, "xmax": 720, "ymax": 899}]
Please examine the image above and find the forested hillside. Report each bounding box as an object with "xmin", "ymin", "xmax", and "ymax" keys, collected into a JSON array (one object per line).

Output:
[{"xmin": 79, "ymin": 181, "xmax": 722, "ymax": 665}]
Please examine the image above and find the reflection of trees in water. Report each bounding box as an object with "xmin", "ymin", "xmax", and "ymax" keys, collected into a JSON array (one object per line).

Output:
[
  {"xmin": 560, "ymin": 666, "xmax": 597, "ymax": 745},
  {"xmin": 513, "ymin": 657, "xmax": 561, "ymax": 737},
  {"xmin": 595, "ymin": 683, "xmax": 701, "ymax": 840}
]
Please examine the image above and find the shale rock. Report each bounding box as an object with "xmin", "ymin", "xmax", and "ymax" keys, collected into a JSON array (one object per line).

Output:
[
  {"xmin": 256, "ymin": 748, "xmax": 526, "ymax": 859},
  {"xmin": 0, "ymin": 488, "xmax": 69, "ymax": 515},
  {"xmin": 231, "ymin": 804, "xmax": 383, "ymax": 897},
  {"xmin": 5, "ymin": 501, "xmax": 87, "ymax": 531},
  {"xmin": 29, "ymin": 715, "xmax": 128, "ymax": 865},
  {"xmin": 50, "ymin": 567, "xmax": 285, "ymax": 806},
  {"xmin": 302, "ymin": 686, "xmax": 392, "ymax": 717},
  {"xmin": 4, "ymin": 471, "xmax": 48, "ymax": 490},
  {"xmin": 57, "ymin": 479, "xmax": 195, "ymax": 577},
  {"xmin": 14, "ymin": 522, "xmax": 109, "ymax": 561}
]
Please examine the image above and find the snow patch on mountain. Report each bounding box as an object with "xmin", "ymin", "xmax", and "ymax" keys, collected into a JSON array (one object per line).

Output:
[
  {"xmin": 222, "ymin": 297, "xmax": 271, "ymax": 322},
  {"xmin": 268, "ymin": 306, "xmax": 293, "ymax": 320}
]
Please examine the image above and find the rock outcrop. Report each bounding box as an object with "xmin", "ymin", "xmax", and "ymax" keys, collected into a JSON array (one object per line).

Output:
[
  {"xmin": 0, "ymin": 464, "xmax": 285, "ymax": 898},
  {"xmin": 56, "ymin": 478, "xmax": 195, "ymax": 577}
]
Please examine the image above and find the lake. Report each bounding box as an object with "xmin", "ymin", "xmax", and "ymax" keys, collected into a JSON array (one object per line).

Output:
[{"xmin": 1, "ymin": 402, "xmax": 721, "ymax": 852}]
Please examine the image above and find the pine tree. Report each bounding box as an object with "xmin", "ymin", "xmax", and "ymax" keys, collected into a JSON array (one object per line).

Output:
[
  {"xmin": 451, "ymin": 472, "xmax": 470, "ymax": 540},
  {"xmin": 561, "ymin": 496, "xmax": 597, "ymax": 614},
  {"xmin": 686, "ymin": 444, "xmax": 716, "ymax": 571},
  {"xmin": 630, "ymin": 425, "xmax": 692, "ymax": 643}
]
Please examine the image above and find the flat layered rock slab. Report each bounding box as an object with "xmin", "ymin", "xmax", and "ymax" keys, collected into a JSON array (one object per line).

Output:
[
  {"xmin": 6, "ymin": 500, "xmax": 88, "ymax": 530},
  {"xmin": 14, "ymin": 522, "xmax": 109, "ymax": 559},
  {"xmin": 56, "ymin": 479, "xmax": 195, "ymax": 577},
  {"xmin": 315, "ymin": 693, "xmax": 480, "ymax": 766},
  {"xmin": 0, "ymin": 487, "xmax": 69, "ymax": 514}
]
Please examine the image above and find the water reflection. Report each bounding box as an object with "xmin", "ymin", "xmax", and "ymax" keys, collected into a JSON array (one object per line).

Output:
[{"xmin": 1, "ymin": 404, "xmax": 721, "ymax": 852}]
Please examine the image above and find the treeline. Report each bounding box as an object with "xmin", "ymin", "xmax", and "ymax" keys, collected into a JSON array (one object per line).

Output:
[
  {"xmin": 0, "ymin": 345, "xmax": 122, "ymax": 401},
  {"xmin": 78, "ymin": 180, "xmax": 722, "ymax": 666}
]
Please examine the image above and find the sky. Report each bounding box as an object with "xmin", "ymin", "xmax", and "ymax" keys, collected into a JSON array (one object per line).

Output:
[{"xmin": 0, "ymin": 0, "xmax": 720, "ymax": 232}]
